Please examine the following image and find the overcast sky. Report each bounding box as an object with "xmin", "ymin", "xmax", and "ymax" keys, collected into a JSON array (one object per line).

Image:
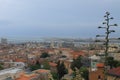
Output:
[{"xmin": 0, "ymin": 0, "xmax": 120, "ymax": 39}]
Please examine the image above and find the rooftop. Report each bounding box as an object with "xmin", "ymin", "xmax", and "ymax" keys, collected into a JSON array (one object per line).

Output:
[
  {"xmin": 0, "ymin": 68, "xmax": 22, "ymax": 76},
  {"xmin": 49, "ymin": 62, "xmax": 57, "ymax": 67},
  {"xmin": 33, "ymin": 69, "xmax": 50, "ymax": 73},
  {"xmin": 96, "ymin": 63, "xmax": 104, "ymax": 68},
  {"xmin": 108, "ymin": 67, "xmax": 120, "ymax": 77}
]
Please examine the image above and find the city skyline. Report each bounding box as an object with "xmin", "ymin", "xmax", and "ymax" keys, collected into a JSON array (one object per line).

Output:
[{"xmin": 0, "ymin": 0, "xmax": 120, "ymax": 39}]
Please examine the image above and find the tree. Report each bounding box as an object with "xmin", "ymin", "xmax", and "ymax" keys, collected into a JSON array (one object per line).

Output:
[
  {"xmin": 71, "ymin": 56, "xmax": 83, "ymax": 71},
  {"xmin": 72, "ymin": 68, "xmax": 84, "ymax": 80},
  {"xmin": 40, "ymin": 52, "xmax": 50, "ymax": 58},
  {"xmin": 80, "ymin": 67, "xmax": 89, "ymax": 80},
  {"xmin": 116, "ymin": 61, "xmax": 120, "ymax": 67},
  {"xmin": 72, "ymin": 67, "xmax": 88, "ymax": 80},
  {"xmin": 57, "ymin": 61, "xmax": 68, "ymax": 80},
  {"xmin": 106, "ymin": 57, "xmax": 120, "ymax": 68},
  {"xmin": 42, "ymin": 60, "xmax": 50, "ymax": 69},
  {"xmin": 96, "ymin": 12, "xmax": 118, "ymax": 80},
  {"xmin": 48, "ymin": 72, "xmax": 54, "ymax": 80},
  {"xmin": 0, "ymin": 64, "xmax": 3, "ymax": 70},
  {"xmin": 106, "ymin": 57, "xmax": 114, "ymax": 68},
  {"xmin": 51, "ymin": 72, "xmax": 58, "ymax": 80},
  {"xmin": 30, "ymin": 61, "xmax": 41, "ymax": 71}
]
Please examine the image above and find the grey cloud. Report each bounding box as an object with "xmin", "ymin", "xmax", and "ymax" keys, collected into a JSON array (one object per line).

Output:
[{"xmin": 0, "ymin": 0, "xmax": 120, "ymax": 38}]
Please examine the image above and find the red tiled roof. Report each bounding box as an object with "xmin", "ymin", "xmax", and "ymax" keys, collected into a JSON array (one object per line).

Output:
[
  {"xmin": 43, "ymin": 49, "xmax": 55, "ymax": 52},
  {"xmin": 108, "ymin": 67, "xmax": 120, "ymax": 77},
  {"xmin": 96, "ymin": 63, "xmax": 104, "ymax": 68},
  {"xmin": 16, "ymin": 73, "xmax": 37, "ymax": 80},
  {"xmin": 71, "ymin": 51, "xmax": 85, "ymax": 58},
  {"xmin": 15, "ymin": 58, "xmax": 26, "ymax": 63},
  {"xmin": 34, "ymin": 69, "xmax": 50, "ymax": 73},
  {"xmin": 49, "ymin": 62, "xmax": 57, "ymax": 67}
]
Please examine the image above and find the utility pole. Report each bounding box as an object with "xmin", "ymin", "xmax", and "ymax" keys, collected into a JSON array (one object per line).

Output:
[{"xmin": 96, "ymin": 12, "xmax": 118, "ymax": 80}]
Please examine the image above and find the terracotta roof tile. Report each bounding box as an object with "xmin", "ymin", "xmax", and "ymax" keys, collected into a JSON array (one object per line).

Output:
[
  {"xmin": 71, "ymin": 51, "xmax": 85, "ymax": 58},
  {"xmin": 15, "ymin": 58, "xmax": 26, "ymax": 62},
  {"xmin": 34, "ymin": 69, "xmax": 50, "ymax": 73},
  {"xmin": 108, "ymin": 67, "xmax": 120, "ymax": 77},
  {"xmin": 96, "ymin": 63, "xmax": 104, "ymax": 68},
  {"xmin": 16, "ymin": 73, "xmax": 37, "ymax": 80},
  {"xmin": 49, "ymin": 62, "xmax": 57, "ymax": 67}
]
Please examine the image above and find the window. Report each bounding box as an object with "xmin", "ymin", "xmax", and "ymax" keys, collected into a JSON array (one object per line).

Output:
[{"xmin": 98, "ymin": 75, "xmax": 101, "ymax": 80}]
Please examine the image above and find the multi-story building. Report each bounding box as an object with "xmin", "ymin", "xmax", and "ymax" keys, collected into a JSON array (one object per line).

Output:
[
  {"xmin": 1, "ymin": 38, "xmax": 7, "ymax": 44},
  {"xmin": 107, "ymin": 67, "xmax": 120, "ymax": 80}
]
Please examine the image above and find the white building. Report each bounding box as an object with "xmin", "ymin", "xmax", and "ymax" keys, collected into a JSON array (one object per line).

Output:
[
  {"xmin": 89, "ymin": 55, "xmax": 101, "ymax": 71},
  {"xmin": 0, "ymin": 68, "xmax": 23, "ymax": 80}
]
